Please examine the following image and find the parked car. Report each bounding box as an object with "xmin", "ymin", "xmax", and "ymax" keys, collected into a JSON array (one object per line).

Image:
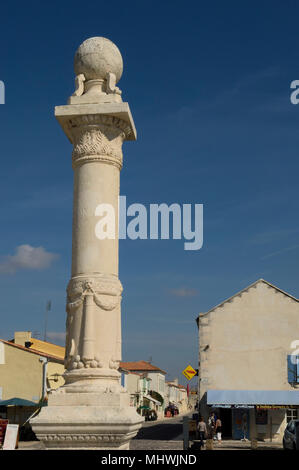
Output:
[
  {"xmin": 283, "ymin": 419, "xmax": 299, "ymax": 450},
  {"xmin": 144, "ymin": 409, "xmax": 157, "ymax": 421},
  {"xmin": 164, "ymin": 405, "xmax": 179, "ymax": 417}
]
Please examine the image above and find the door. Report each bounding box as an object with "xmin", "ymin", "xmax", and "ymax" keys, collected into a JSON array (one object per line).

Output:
[
  {"xmin": 232, "ymin": 409, "xmax": 250, "ymax": 439},
  {"xmin": 219, "ymin": 408, "xmax": 232, "ymax": 438}
]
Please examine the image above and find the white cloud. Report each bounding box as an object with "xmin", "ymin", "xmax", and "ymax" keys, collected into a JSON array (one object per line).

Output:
[
  {"xmin": 46, "ymin": 332, "xmax": 66, "ymax": 344},
  {"xmin": 0, "ymin": 244, "xmax": 59, "ymax": 274},
  {"xmin": 168, "ymin": 288, "xmax": 199, "ymax": 298},
  {"xmin": 250, "ymin": 228, "xmax": 299, "ymax": 245},
  {"xmin": 261, "ymin": 244, "xmax": 299, "ymax": 260}
]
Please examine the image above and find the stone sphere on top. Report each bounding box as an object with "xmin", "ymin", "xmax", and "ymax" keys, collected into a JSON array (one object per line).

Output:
[{"xmin": 74, "ymin": 37, "xmax": 123, "ymax": 83}]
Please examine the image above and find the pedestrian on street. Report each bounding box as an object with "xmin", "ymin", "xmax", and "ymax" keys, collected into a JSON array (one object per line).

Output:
[
  {"xmin": 197, "ymin": 417, "xmax": 207, "ymax": 448},
  {"xmin": 241, "ymin": 413, "xmax": 248, "ymax": 441},
  {"xmin": 208, "ymin": 413, "xmax": 215, "ymax": 439},
  {"xmin": 215, "ymin": 417, "xmax": 222, "ymax": 444}
]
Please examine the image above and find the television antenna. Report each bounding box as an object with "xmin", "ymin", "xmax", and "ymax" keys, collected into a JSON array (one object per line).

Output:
[{"xmin": 43, "ymin": 300, "xmax": 51, "ymax": 341}]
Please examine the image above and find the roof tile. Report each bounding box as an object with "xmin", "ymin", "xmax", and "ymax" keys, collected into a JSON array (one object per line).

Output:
[{"xmin": 119, "ymin": 360, "xmax": 166, "ymax": 374}]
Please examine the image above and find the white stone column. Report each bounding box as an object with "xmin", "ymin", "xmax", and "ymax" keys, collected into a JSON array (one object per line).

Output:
[{"xmin": 31, "ymin": 37, "xmax": 143, "ymax": 449}]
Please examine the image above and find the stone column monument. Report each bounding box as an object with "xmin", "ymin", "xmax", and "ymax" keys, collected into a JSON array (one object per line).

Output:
[{"xmin": 30, "ymin": 37, "xmax": 143, "ymax": 449}]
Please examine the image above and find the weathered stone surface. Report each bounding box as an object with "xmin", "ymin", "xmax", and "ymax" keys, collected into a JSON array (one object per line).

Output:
[
  {"xmin": 74, "ymin": 37, "xmax": 123, "ymax": 82},
  {"xmin": 69, "ymin": 37, "xmax": 124, "ymax": 105},
  {"xmin": 30, "ymin": 36, "xmax": 143, "ymax": 449}
]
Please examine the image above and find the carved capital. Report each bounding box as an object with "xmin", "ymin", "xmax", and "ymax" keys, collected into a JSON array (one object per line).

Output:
[{"xmin": 65, "ymin": 115, "xmax": 132, "ymax": 170}]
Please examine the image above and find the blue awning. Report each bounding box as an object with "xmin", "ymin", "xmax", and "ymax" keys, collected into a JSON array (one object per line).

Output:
[
  {"xmin": 0, "ymin": 397, "xmax": 40, "ymax": 407},
  {"xmin": 207, "ymin": 390, "xmax": 299, "ymax": 406}
]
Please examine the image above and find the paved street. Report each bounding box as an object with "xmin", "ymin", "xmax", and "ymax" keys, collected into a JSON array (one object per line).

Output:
[
  {"xmin": 17, "ymin": 413, "xmax": 283, "ymax": 451},
  {"xmin": 131, "ymin": 414, "xmax": 283, "ymax": 450},
  {"xmin": 130, "ymin": 414, "xmax": 186, "ymax": 450},
  {"xmin": 17, "ymin": 414, "xmax": 188, "ymax": 451},
  {"xmin": 196, "ymin": 440, "xmax": 283, "ymax": 451}
]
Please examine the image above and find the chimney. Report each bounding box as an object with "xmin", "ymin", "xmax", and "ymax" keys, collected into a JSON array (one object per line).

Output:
[{"xmin": 14, "ymin": 331, "xmax": 32, "ymax": 347}]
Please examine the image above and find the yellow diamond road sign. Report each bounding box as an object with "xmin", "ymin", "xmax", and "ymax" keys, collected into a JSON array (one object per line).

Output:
[{"xmin": 182, "ymin": 365, "xmax": 197, "ymax": 380}]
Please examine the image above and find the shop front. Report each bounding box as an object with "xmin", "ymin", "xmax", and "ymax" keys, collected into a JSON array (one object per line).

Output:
[
  {"xmin": 207, "ymin": 390, "xmax": 299, "ymax": 441},
  {"xmin": 206, "ymin": 405, "xmax": 252, "ymax": 439}
]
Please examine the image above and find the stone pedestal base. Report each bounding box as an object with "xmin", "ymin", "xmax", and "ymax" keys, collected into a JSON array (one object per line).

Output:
[{"xmin": 30, "ymin": 388, "xmax": 144, "ymax": 450}]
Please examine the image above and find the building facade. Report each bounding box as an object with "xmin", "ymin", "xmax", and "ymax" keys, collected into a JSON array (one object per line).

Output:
[
  {"xmin": 120, "ymin": 370, "xmax": 152, "ymax": 410},
  {"xmin": 196, "ymin": 279, "xmax": 299, "ymax": 441},
  {"xmin": 0, "ymin": 332, "xmax": 65, "ymax": 426},
  {"xmin": 120, "ymin": 361, "xmax": 166, "ymax": 417},
  {"xmin": 166, "ymin": 379, "xmax": 188, "ymax": 413}
]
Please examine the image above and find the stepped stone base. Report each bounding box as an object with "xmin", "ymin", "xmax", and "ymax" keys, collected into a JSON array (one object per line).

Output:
[{"xmin": 30, "ymin": 389, "xmax": 144, "ymax": 450}]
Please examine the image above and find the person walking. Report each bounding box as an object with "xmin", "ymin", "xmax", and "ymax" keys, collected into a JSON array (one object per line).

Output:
[
  {"xmin": 241, "ymin": 413, "xmax": 248, "ymax": 441},
  {"xmin": 208, "ymin": 413, "xmax": 216, "ymax": 440},
  {"xmin": 197, "ymin": 417, "xmax": 207, "ymax": 449},
  {"xmin": 215, "ymin": 417, "xmax": 222, "ymax": 444}
]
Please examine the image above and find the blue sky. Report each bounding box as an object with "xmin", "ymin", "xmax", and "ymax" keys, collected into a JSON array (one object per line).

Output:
[{"xmin": 1, "ymin": 1, "xmax": 299, "ymax": 383}]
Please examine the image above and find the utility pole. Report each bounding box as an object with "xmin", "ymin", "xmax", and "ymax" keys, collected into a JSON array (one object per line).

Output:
[{"xmin": 43, "ymin": 300, "xmax": 51, "ymax": 342}]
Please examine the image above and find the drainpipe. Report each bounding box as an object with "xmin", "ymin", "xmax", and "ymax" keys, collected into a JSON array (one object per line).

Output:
[
  {"xmin": 39, "ymin": 357, "xmax": 48, "ymax": 402},
  {"xmin": 22, "ymin": 357, "xmax": 48, "ymax": 427}
]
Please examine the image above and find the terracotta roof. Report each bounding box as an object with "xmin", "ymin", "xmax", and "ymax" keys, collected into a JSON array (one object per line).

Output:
[
  {"xmin": 0, "ymin": 339, "xmax": 64, "ymax": 363},
  {"xmin": 166, "ymin": 381, "xmax": 178, "ymax": 387},
  {"xmin": 166, "ymin": 382, "xmax": 186, "ymax": 390},
  {"xmin": 119, "ymin": 361, "xmax": 166, "ymax": 374}
]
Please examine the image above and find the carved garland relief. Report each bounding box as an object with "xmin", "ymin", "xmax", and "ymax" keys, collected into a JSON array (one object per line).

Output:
[{"xmin": 64, "ymin": 278, "xmax": 122, "ymax": 371}]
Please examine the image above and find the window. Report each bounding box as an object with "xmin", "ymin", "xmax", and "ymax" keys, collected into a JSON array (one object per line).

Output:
[
  {"xmin": 255, "ymin": 409, "xmax": 268, "ymax": 425},
  {"xmin": 159, "ymin": 377, "xmax": 164, "ymax": 393},
  {"xmin": 287, "ymin": 355, "xmax": 299, "ymax": 384},
  {"xmin": 286, "ymin": 408, "xmax": 298, "ymax": 423},
  {"xmin": 121, "ymin": 373, "xmax": 126, "ymax": 387},
  {"xmin": 0, "ymin": 405, "xmax": 6, "ymax": 419}
]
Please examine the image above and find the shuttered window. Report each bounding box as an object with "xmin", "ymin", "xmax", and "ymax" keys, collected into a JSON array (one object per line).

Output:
[
  {"xmin": 121, "ymin": 373, "xmax": 125, "ymax": 387},
  {"xmin": 287, "ymin": 355, "xmax": 299, "ymax": 384}
]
